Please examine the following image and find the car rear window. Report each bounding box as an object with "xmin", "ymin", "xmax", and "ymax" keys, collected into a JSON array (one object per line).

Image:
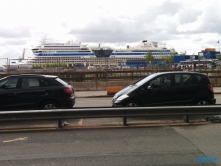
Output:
[
  {"xmin": 55, "ymin": 78, "xmax": 69, "ymax": 86},
  {"xmin": 174, "ymin": 74, "xmax": 209, "ymax": 85}
]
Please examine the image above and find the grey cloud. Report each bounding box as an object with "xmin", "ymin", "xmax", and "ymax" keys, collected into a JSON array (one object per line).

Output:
[
  {"xmin": 197, "ymin": 10, "xmax": 221, "ymax": 34},
  {"xmin": 176, "ymin": 5, "xmax": 221, "ymax": 35},
  {"xmin": 69, "ymin": 1, "xmax": 183, "ymax": 43},
  {"xmin": 4, "ymin": 39, "xmax": 27, "ymax": 45},
  {"xmin": 70, "ymin": 28, "xmax": 149, "ymax": 43},
  {"xmin": 68, "ymin": 0, "xmax": 221, "ymax": 46},
  {"xmin": 61, "ymin": 21, "xmax": 68, "ymax": 28},
  {"xmin": 157, "ymin": 0, "xmax": 182, "ymax": 15},
  {"xmin": 179, "ymin": 9, "xmax": 202, "ymax": 24},
  {"xmin": 0, "ymin": 26, "xmax": 31, "ymax": 38}
]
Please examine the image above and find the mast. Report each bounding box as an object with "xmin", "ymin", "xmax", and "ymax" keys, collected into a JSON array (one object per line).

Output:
[{"xmin": 22, "ymin": 48, "xmax": 25, "ymax": 59}]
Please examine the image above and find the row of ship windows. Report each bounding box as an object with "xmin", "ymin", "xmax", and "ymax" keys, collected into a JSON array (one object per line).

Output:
[
  {"xmin": 112, "ymin": 52, "xmax": 172, "ymax": 55},
  {"xmin": 32, "ymin": 61, "xmax": 120, "ymax": 64},
  {"xmin": 34, "ymin": 57, "xmax": 143, "ymax": 60},
  {"xmin": 37, "ymin": 48, "xmax": 87, "ymax": 51},
  {"xmin": 37, "ymin": 52, "xmax": 172, "ymax": 56}
]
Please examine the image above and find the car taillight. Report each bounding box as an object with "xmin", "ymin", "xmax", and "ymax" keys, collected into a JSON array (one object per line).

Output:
[
  {"xmin": 63, "ymin": 88, "xmax": 73, "ymax": 93},
  {"xmin": 208, "ymin": 84, "xmax": 214, "ymax": 93}
]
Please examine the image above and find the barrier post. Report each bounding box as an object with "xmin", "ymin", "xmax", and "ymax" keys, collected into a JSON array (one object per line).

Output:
[
  {"xmin": 58, "ymin": 119, "xmax": 63, "ymax": 129},
  {"xmin": 123, "ymin": 117, "xmax": 128, "ymax": 126},
  {"xmin": 183, "ymin": 115, "xmax": 189, "ymax": 123}
]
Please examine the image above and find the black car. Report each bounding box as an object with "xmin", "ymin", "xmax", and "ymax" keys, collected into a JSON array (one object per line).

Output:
[
  {"xmin": 112, "ymin": 71, "xmax": 216, "ymax": 107},
  {"xmin": 0, "ymin": 74, "xmax": 75, "ymax": 110}
]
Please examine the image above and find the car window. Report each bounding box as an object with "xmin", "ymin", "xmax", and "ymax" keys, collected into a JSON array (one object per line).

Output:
[
  {"xmin": 22, "ymin": 78, "xmax": 39, "ymax": 88},
  {"xmin": 175, "ymin": 74, "xmax": 199, "ymax": 85},
  {"xmin": 135, "ymin": 73, "xmax": 158, "ymax": 86},
  {"xmin": 149, "ymin": 75, "xmax": 172, "ymax": 88},
  {"xmin": 55, "ymin": 78, "xmax": 68, "ymax": 86},
  {"xmin": 195, "ymin": 75, "xmax": 210, "ymax": 84},
  {"xmin": 21, "ymin": 77, "xmax": 51, "ymax": 88},
  {"xmin": 39, "ymin": 78, "xmax": 50, "ymax": 87},
  {"xmin": 0, "ymin": 77, "xmax": 19, "ymax": 90}
]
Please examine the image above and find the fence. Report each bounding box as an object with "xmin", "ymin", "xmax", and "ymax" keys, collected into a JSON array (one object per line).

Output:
[{"xmin": 1, "ymin": 69, "xmax": 221, "ymax": 83}]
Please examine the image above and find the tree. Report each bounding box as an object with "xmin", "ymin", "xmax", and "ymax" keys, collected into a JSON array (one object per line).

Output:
[
  {"xmin": 169, "ymin": 51, "xmax": 176, "ymax": 63},
  {"xmin": 161, "ymin": 52, "xmax": 176, "ymax": 67},
  {"xmin": 145, "ymin": 51, "xmax": 154, "ymax": 66},
  {"xmin": 179, "ymin": 51, "xmax": 186, "ymax": 55}
]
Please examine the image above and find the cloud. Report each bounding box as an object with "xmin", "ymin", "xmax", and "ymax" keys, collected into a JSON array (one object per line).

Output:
[
  {"xmin": 3, "ymin": 39, "xmax": 27, "ymax": 45},
  {"xmin": 0, "ymin": 26, "xmax": 32, "ymax": 39},
  {"xmin": 196, "ymin": 6, "xmax": 221, "ymax": 34},
  {"xmin": 179, "ymin": 9, "xmax": 202, "ymax": 24},
  {"xmin": 1, "ymin": 0, "xmax": 221, "ymax": 59},
  {"xmin": 69, "ymin": 0, "xmax": 183, "ymax": 43}
]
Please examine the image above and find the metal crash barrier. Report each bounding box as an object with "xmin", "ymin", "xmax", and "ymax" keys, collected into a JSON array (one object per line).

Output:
[{"xmin": 0, "ymin": 106, "xmax": 221, "ymax": 129}]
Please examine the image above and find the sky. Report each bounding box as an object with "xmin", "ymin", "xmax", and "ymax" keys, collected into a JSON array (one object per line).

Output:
[{"xmin": 0, "ymin": 0, "xmax": 221, "ymax": 65}]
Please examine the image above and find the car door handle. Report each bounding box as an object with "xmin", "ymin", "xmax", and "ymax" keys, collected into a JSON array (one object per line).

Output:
[
  {"xmin": 37, "ymin": 91, "xmax": 49, "ymax": 96},
  {"xmin": 8, "ymin": 93, "xmax": 15, "ymax": 96}
]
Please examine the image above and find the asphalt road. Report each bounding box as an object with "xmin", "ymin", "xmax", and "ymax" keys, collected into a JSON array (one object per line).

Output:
[
  {"xmin": 74, "ymin": 94, "xmax": 221, "ymax": 107},
  {"xmin": 0, "ymin": 124, "xmax": 220, "ymax": 166},
  {"xmin": 0, "ymin": 95, "xmax": 221, "ymax": 165}
]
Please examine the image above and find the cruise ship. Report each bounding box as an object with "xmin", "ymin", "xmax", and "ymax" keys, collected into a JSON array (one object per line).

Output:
[{"xmin": 6, "ymin": 39, "xmax": 176, "ymax": 69}]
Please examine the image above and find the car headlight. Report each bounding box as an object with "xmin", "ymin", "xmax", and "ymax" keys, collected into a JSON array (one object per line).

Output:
[{"xmin": 115, "ymin": 94, "xmax": 129, "ymax": 102}]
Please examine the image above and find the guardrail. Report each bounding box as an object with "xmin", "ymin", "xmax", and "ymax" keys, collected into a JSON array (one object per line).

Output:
[{"xmin": 0, "ymin": 106, "xmax": 221, "ymax": 129}]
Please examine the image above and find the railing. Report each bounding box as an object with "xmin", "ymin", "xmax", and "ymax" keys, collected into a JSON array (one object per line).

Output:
[
  {"xmin": 0, "ymin": 106, "xmax": 221, "ymax": 129},
  {"xmin": 1, "ymin": 68, "xmax": 221, "ymax": 82}
]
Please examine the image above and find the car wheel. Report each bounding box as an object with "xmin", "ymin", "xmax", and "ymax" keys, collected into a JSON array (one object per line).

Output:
[
  {"xmin": 125, "ymin": 101, "xmax": 140, "ymax": 107},
  {"xmin": 41, "ymin": 100, "xmax": 59, "ymax": 109},
  {"xmin": 196, "ymin": 99, "xmax": 210, "ymax": 105}
]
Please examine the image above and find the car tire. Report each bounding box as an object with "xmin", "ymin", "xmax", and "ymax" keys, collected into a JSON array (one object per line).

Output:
[
  {"xmin": 196, "ymin": 99, "xmax": 210, "ymax": 105},
  {"xmin": 125, "ymin": 101, "xmax": 140, "ymax": 107},
  {"xmin": 40, "ymin": 100, "xmax": 59, "ymax": 109}
]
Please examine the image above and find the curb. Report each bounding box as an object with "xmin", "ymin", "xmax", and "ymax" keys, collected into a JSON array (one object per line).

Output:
[
  {"xmin": 76, "ymin": 95, "xmax": 113, "ymax": 98},
  {"xmin": 77, "ymin": 92, "xmax": 221, "ymax": 98}
]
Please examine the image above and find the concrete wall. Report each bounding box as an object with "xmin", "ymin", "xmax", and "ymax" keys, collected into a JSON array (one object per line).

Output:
[
  {"xmin": 210, "ymin": 78, "xmax": 221, "ymax": 87},
  {"xmin": 70, "ymin": 81, "xmax": 135, "ymax": 91},
  {"xmin": 71, "ymin": 79, "xmax": 221, "ymax": 91}
]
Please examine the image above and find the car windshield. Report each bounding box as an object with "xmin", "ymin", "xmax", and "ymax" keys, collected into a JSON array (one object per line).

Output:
[
  {"xmin": 135, "ymin": 73, "xmax": 158, "ymax": 86},
  {"xmin": 0, "ymin": 78, "xmax": 8, "ymax": 86}
]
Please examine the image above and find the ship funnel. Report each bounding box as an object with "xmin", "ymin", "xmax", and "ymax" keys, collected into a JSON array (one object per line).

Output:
[{"xmin": 22, "ymin": 48, "xmax": 25, "ymax": 60}]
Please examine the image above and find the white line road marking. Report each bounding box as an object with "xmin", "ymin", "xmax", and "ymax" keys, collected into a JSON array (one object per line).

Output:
[{"xmin": 3, "ymin": 137, "xmax": 28, "ymax": 143}]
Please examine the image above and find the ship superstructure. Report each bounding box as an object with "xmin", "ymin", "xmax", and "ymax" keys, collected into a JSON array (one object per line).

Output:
[{"xmin": 5, "ymin": 39, "xmax": 176, "ymax": 68}]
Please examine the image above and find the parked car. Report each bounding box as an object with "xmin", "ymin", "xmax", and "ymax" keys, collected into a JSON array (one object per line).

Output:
[
  {"xmin": 112, "ymin": 71, "xmax": 216, "ymax": 107},
  {"xmin": 0, "ymin": 74, "xmax": 75, "ymax": 110}
]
